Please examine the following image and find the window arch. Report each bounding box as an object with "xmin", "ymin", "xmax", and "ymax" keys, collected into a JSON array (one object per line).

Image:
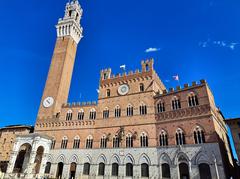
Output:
[
  {"xmin": 140, "ymin": 83, "xmax": 144, "ymax": 92},
  {"xmin": 139, "ymin": 103, "xmax": 147, "ymax": 115},
  {"xmin": 44, "ymin": 162, "xmax": 51, "ymax": 174},
  {"xmin": 61, "ymin": 136, "xmax": 68, "ymax": 149},
  {"xmin": 162, "ymin": 163, "xmax": 171, "ymax": 178},
  {"xmin": 194, "ymin": 126, "xmax": 205, "ymax": 144},
  {"xmin": 172, "ymin": 96, "xmax": 181, "ymax": 110},
  {"xmin": 188, "ymin": 92, "xmax": 199, "ymax": 107},
  {"xmin": 103, "ymin": 107, "xmax": 109, "ymax": 119},
  {"xmin": 113, "ymin": 135, "xmax": 120, "ymax": 148},
  {"xmin": 86, "ymin": 135, "xmax": 93, "ymax": 149},
  {"xmin": 141, "ymin": 163, "xmax": 149, "ymax": 177},
  {"xmin": 140, "ymin": 132, "xmax": 148, "ymax": 147},
  {"xmin": 66, "ymin": 110, "xmax": 73, "ymax": 121},
  {"xmin": 115, "ymin": 105, "xmax": 121, "ymax": 118},
  {"xmin": 159, "ymin": 130, "xmax": 168, "ymax": 146},
  {"xmin": 78, "ymin": 109, "xmax": 84, "ymax": 120},
  {"xmin": 127, "ymin": 104, "xmax": 134, "ymax": 116},
  {"xmin": 98, "ymin": 163, "xmax": 105, "ymax": 176},
  {"xmin": 126, "ymin": 133, "xmax": 133, "ymax": 148},
  {"xmin": 89, "ymin": 108, "xmax": 96, "ymax": 120},
  {"xmin": 176, "ymin": 128, "xmax": 185, "ymax": 145},
  {"xmin": 83, "ymin": 163, "xmax": 90, "ymax": 175},
  {"xmin": 112, "ymin": 163, "xmax": 119, "ymax": 176},
  {"xmin": 100, "ymin": 135, "xmax": 107, "ymax": 148},
  {"xmin": 157, "ymin": 100, "xmax": 165, "ymax": 113},
  {"xmin": 126, "ymin": 163, "xmax": 133, "ymax": 177},
  {"xmin": 51, "ymin": 138, "xmax": 56, "ymax": 149},
  {"xmin": 73, "ymin": 136, "xmax": 80, "ymax": 149},
  {"xmin": 106, "ymin": 89, "xmax": 111, "ymax": 97}
]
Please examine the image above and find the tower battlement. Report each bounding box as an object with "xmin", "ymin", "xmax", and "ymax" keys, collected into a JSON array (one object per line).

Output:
[
  {"xmin": 155, "ymin": 79, "xmax": 207, "ymax": 97},
  {"xmin": 100, "ymin": 59, "xmax": 155, "ymax": 85}
]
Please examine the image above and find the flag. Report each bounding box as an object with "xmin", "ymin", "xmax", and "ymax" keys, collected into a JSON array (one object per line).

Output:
[
  {"xmin": 173, "ymin": 75, "xmax": 179, "ymax": 81},
  {"xmin": 120, "ymin": 65, "xmax": 126, "ymax": 71}
]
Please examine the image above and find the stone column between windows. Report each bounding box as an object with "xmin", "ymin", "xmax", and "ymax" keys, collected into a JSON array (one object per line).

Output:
[
  {"xmin": 134, "ymin": 164, "xmax": 140, "ymax": 178},
  {"xmin": 6, "ymin": 151, "xmax": 18, "ymax": 174},
  {"xmin": 75, "ymin": 163, "xmax": 83, "ymax": 178},
  {"xmin": 62, "ymin": 163, "xmax": 70, "ymax": 179},
  {"xmin": 49, "ymin": 163, "xmax": 58, "ymax": 178},
  {"xmin": 104, "ymin": 163, "xmax": 111, "ymax": 177},
  {"xmin": 149, "ymin": 165, "xmax": 158, "ymax": 178},
  {"xmin": 118, "ymin": 164, "xmax": 125, "ymax": 178},
  {"xmin": 170, "ymin": 164, "xmax": 178, "ymax": 179},
  {"xmin": 190, "ymin": 163, "xmax": 199, "ymax": 179},
  {"xmin": 38, "ymin": 153, "xmax": 49, "ymax": 176}
]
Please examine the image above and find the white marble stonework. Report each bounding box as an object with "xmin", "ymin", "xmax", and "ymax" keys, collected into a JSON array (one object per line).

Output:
[
  {"xmin": 5, "ymin": 133, "xmax": 52, "ymax": 179},
  {"xmin": 43, "ymin": 143, "xmax": 225, "ymax": 179}
]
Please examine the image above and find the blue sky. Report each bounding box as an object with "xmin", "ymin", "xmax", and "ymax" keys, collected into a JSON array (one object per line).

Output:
[{"xmin": 0, "ymin": 0, "xmax": 239, "ymax": 157}]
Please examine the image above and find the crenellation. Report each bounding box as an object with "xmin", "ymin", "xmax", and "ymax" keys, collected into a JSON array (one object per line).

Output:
[
  {"xmin": 176, "ymin": 86, "xmax": 181, "ymax": 90},
  {"xmin": 192, "ymin": 81, "xmax": 197, "ymax": 86},
  {"xmin": 184, "ymin": 83, "xmax": 189, "ymax": 88}
]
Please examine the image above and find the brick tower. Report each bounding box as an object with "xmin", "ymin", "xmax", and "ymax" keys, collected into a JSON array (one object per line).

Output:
[{"xmin": 37, "ymin": 0, "xmax": 83, "ymax": 120}]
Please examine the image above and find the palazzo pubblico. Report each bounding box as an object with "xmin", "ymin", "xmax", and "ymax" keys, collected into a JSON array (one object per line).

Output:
[{"xmin": 3, "ymin": 0, "xmax": 235, "ymax": 179}]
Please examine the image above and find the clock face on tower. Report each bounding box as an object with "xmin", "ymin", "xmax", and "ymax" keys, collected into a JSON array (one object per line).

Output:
[
  {"xmin": 43, "ymin": 97, "xmax": 54, "ymax": 108},
  {"xmin": 118, "ymin": 84, "xmax": 129, "ymax": 95}
]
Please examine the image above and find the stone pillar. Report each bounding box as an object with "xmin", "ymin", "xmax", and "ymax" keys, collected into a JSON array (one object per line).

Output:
[
  {"xmin": 38, "ymin": 153, "xmax": 49, "ymax": 177},
  {"xmin": 133, "ymin": 164, "xmax": 140, "ymax": 178},
  {"xmin": 6, "ymin": 151, "xmax": 18, "ymax": 174},
  {"xmin": 104, "ymin": 164, "xmax": 111, "ymax": 178},
  {"xmin": 190, "ymin": 164, "xmax": 199, "ymax": 179},
  {"xmin": 75, "ymin": 164, "xmax": 83, "ymax": 179},
  {"xmin": 118, "ymin": 164, "xmax": 125, "ymax": 178},
  {"xmin": 214, "ymin": 159, "xmax": 220, "ymax": 179},
  {"xmin": 149, "ymin": 165, "xmax": 158, "ymax": 179},
  {"xmin": 62, "ymin": 163, "xmax": 70, "ymax": 179},
  {"xmin": 50, "ymin": 163, "xmax": 58, "ymax": 178},
  {"xmin": 170, "ymin": 165, "xmax": 179, "ymax": 179}
]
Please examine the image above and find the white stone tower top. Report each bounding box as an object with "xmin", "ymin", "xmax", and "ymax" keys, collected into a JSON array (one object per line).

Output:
[{"xmin": 56, "ymin": 0, "xmax": 83, "ymax": 44}]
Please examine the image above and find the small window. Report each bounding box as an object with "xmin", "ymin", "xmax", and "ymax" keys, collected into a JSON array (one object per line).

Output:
[
  {"xmin": 172, "ymin": 97, "xmax": 181, "ymax": 110},
  {"xmin": 139, "ymin": 103, "xmax": 147, "ymax": 115},
  {"xmin": 103, "ymin": 73, "xmax": 108, "ymax": 80},
  {"xmin": 194, "ymin": 126, "xmax": 205, "ymax": 144},
  {"xmin": 100, "ymin": 135, "xmax": 107, "ymax": 148},
  {"xmin": 86, "ymin": 136, "xmax": 93, "ymax": 149},
  {"xmin": 115, "ymin": 106, "xmax": 121, "ymax": 118},
  {"xmin": 112, "ymin": 163, "xmax": 119, "ymax": 176},
  {"xmin": 66, "ymin": 110, "xmax": 73, "ymax": 121},
  {"xmin": 141, "ymin": 163, "xmax": 149, "ymax": 177},
  {"xmin": 238, "ymin": 133, "xmax": 240, "ymax": 140},
  {"xmin": 103, "ymin": 108, "xmax": 109, "ymax": 119},
  {"xmin": 113, "ymin": 136, "xmax": 120, "ymax": 148},
  {"xmin": 127, "ymin": 105, "xmax": 134, "ymax": 116},
  {"xmin": 237, "ymin": 122, "xmax": 240, "ymax": 128},
  {"xmin": 106, "ymin": 89, "xmax": 111, "ymax": 97},
  {"xmin": 162, "ymin": 163, "xmax": 171, "ymax": 178},
  {"xmin": 78, "ymin": 110, "xmax": 84, "ymax": 120},
  {"xmin": 51, "ymin": 140, "xmax": 56, "ymax": 149},
  {"xmin": 159, "ymin": 131, "xmax": 168, "ymax": 147},
  {"xmin": 188, "ymin": 92, "xmax": 199, "ymax": 107},
  {"xmin": 89, "ymin": 109, "xmax": 96, "ymax": 120},
  {"xmin": 45, "ymin": 162, "xmax": 51, "ymax": 174},
  {"xmin": 157, "ymin": 102, "xmax": 165, "ymax": 113},
  {"xmin": 140, "ymin": 83, "xmax": 144, "ymax": 92},
  {"xmin": 126, "ymin": 163, "xmax": 133, "ymax": 177},
  {"xmin": 140, "ymin": 132, "xmax": 148, "ymax": 147},
  {"xmin": 61, "ymin": 137, "xmax": 68, "ymax": 149},
  {"xmin": 83, "ymin": 163, "xmax": 90, "ymax": 175},
  {"xmin": 126, "ymin": 134, "xmax": 133, "ymax": 148},
  {"xmin": 176, "ymin": 128, "xmax": 185, "ymax": 145},
  {"xmin": 73, "ymin": 136, "xmax": 80, "ymax": 149},
  {"xmin": 98, "ymin": 163, "xmax": 105, "ymax": 176}
]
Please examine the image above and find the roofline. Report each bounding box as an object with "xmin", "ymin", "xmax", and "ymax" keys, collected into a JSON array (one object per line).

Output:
[{"xmin": 0, "ymin": 125, "xmax": 34, "ymax": 131}]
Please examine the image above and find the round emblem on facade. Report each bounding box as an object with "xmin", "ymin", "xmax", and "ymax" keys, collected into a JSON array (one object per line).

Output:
[
  {"xmin": 118, "ymin": 84, "xmax": 129, "ymax": 95},
  {"xmin": 43, "ymin": 97, "xmax": 54, "ymax": 108}
]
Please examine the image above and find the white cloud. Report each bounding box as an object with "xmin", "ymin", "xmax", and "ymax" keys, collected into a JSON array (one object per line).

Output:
[
  {"xmin": 145, "ymin": 47, "xmax": 161, "ymax": 53},
  {"xmin": 199, "ymin": 40, "xmax": 239, "ymax": 50}
]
